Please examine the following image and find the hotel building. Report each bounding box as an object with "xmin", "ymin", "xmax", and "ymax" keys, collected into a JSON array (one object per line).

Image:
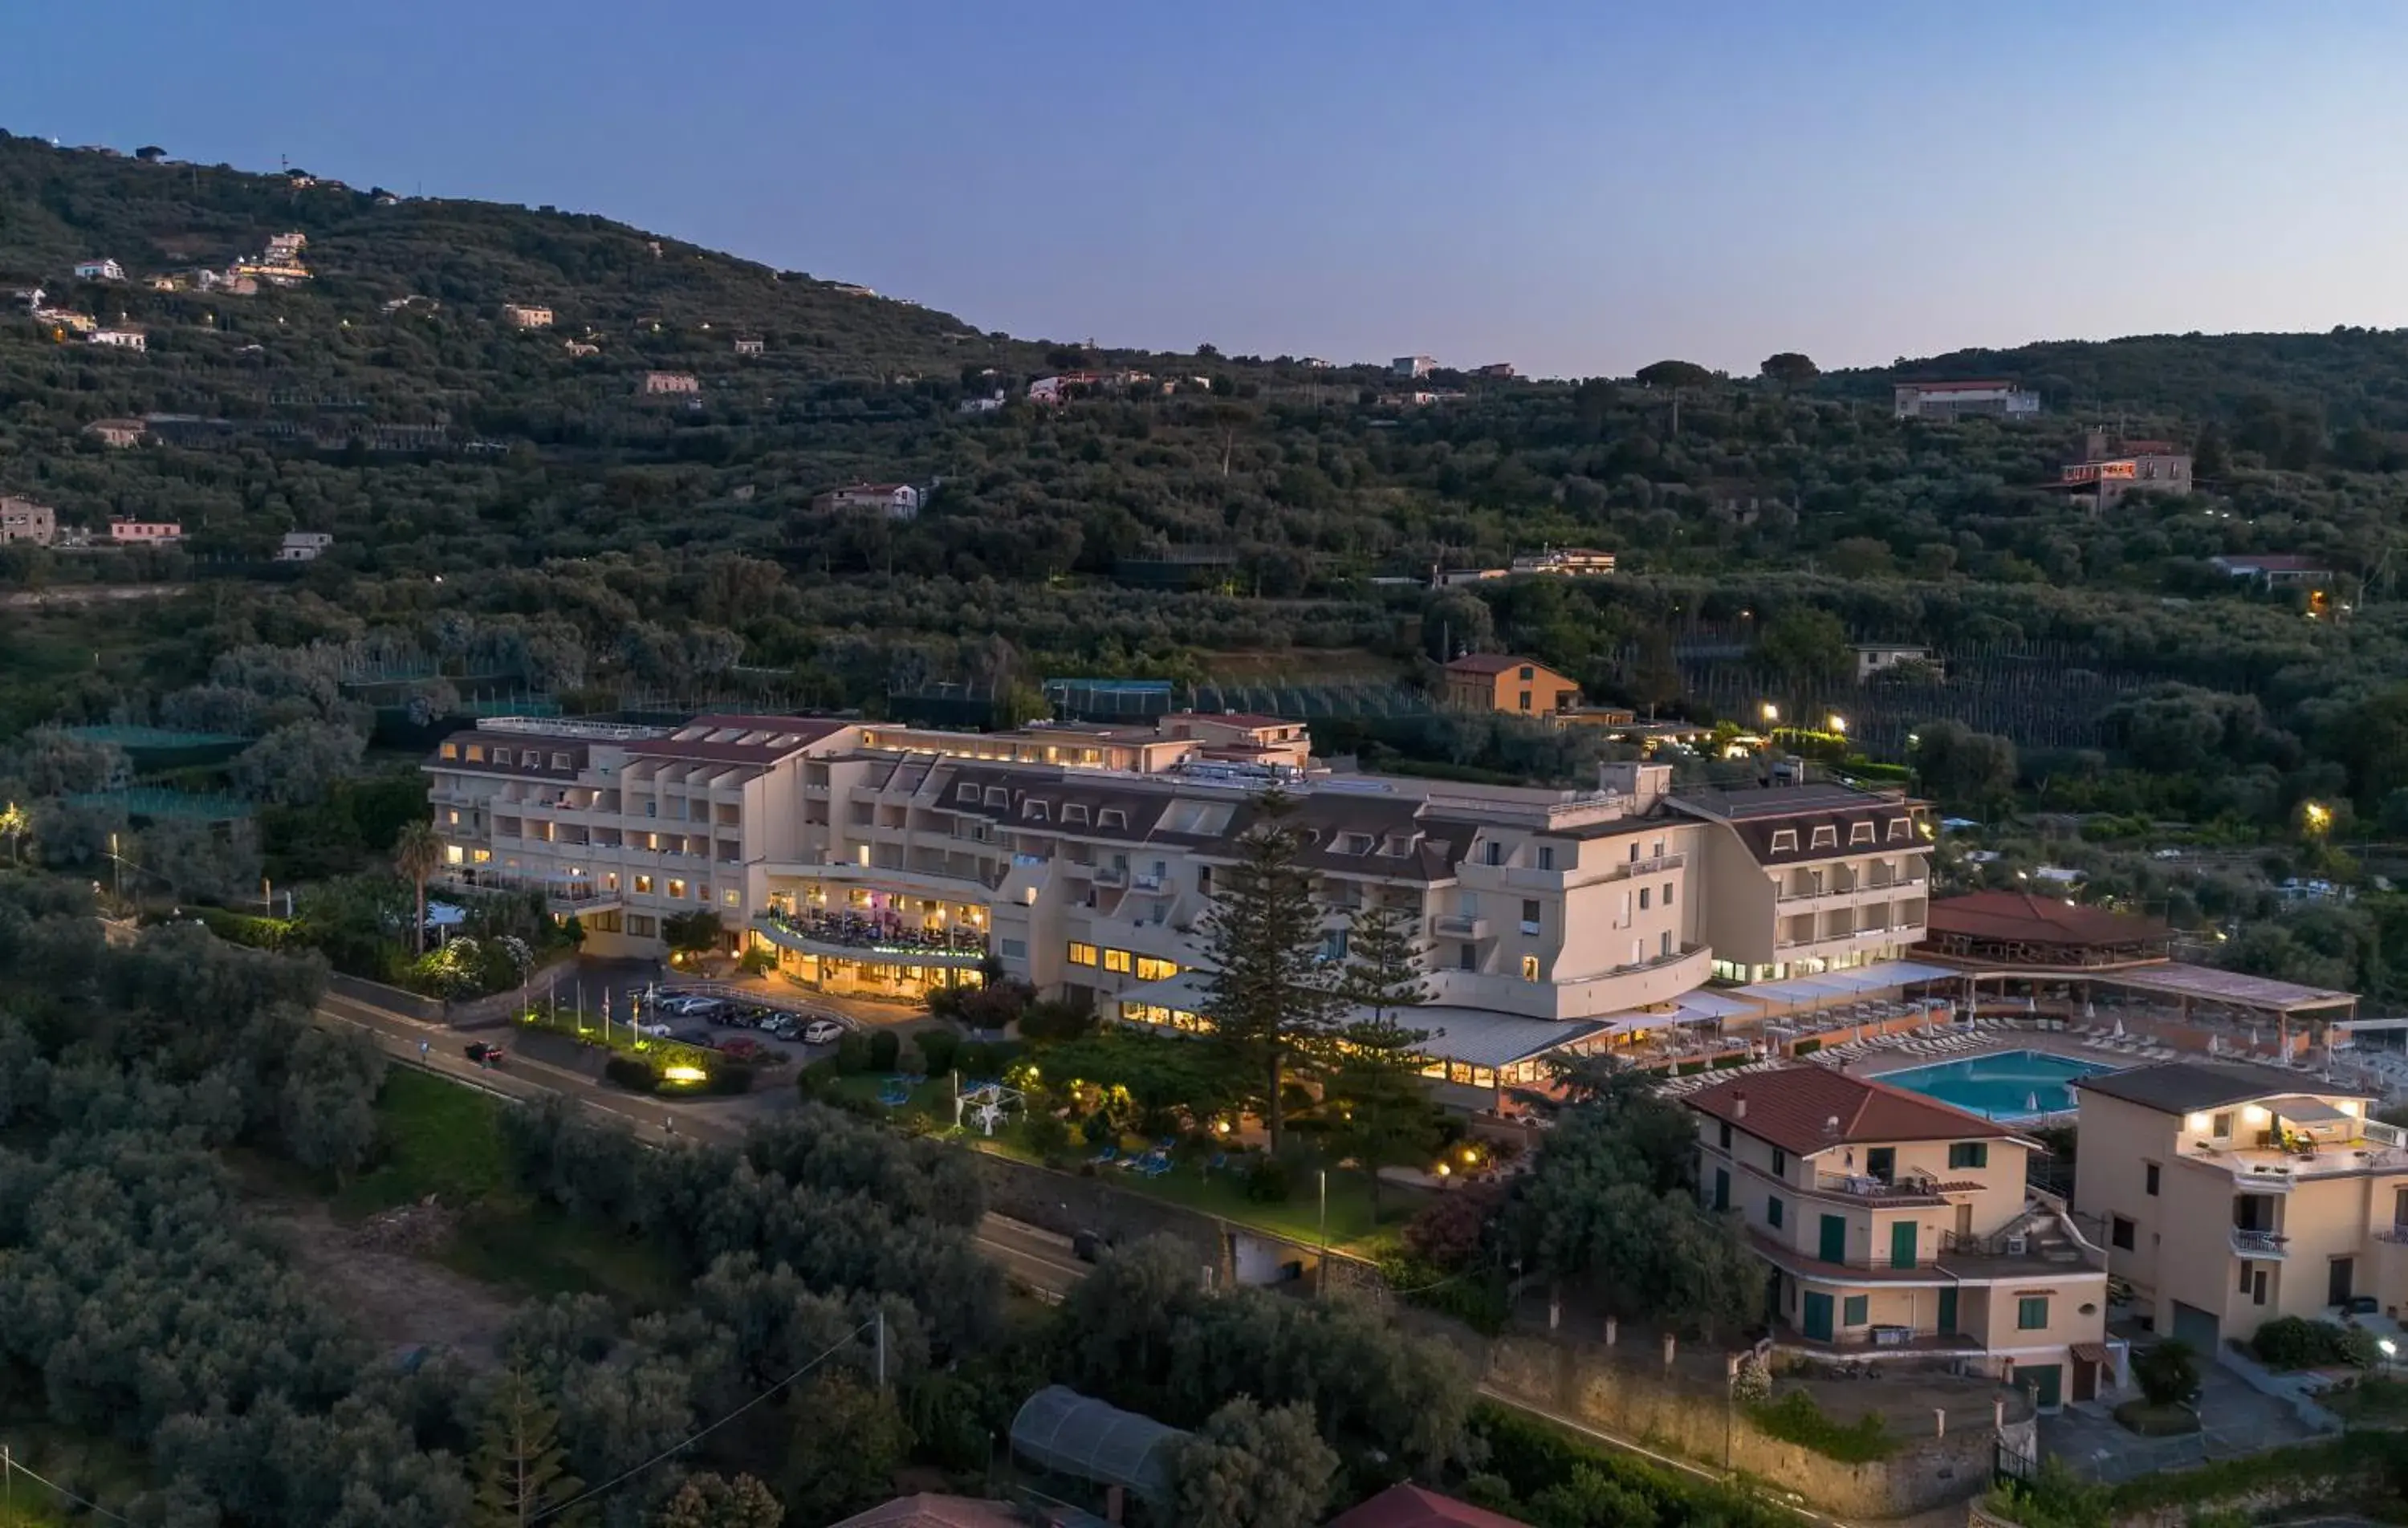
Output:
[{"xmin": 421, "ymin": 715, "xmax": 1935, "ymax": 1103}]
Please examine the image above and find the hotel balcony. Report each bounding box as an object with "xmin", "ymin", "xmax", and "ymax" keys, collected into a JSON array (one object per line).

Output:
[
  {"xmin": 434, "ymin": 869, "xmax": 621, "ymax": 916},
  {"xmin": 2231, "ymin": 1227, "xmax": 2289, "ymax": 1259},
  {"xmin": 1434, "ymin": 912, "xmax": 1491, "ymax": 941}
]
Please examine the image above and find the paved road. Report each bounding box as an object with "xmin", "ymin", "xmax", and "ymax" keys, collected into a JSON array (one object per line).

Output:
[{"xmin": 315, "ymin": 991, "xmax": 1090, "ymax": 1298}]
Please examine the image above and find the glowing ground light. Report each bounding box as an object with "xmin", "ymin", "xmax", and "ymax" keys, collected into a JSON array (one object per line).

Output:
[{"xmin": 662, "ymin": 1065, "xmax": 709, "ymax": 1083}]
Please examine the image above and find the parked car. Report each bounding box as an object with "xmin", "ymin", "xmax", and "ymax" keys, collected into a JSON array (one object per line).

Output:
[
  {"xmin": 720, "ymin": 1037, "xmax": 787, "ymax": 1065},
  {"xmin": 759, "ymin": 1015, "xmax": 798, "ymax": 1040},
  {"xmin": 637, "ymin": 1022, "xmax": 674, "ymax": 1038},
  {"xmin": 464, "ymin": 1042, "xmax": 506, "ymax": 1066},
  {"xmin": 801, "ymin": 1018, "xmax": 846, "ymax": 1046},
  {"xmin": 657, "ymin": 995, "xmax": 725, "ymax": 1019},
  {"xmin": 671, "ymin": 1026, "xmax": 719, "ymax": 1049}
]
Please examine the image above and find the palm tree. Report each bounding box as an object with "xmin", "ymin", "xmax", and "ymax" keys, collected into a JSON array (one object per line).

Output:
[{"xmin": 393, "ymin": 820, "xmax": 443, "ymax": 955}]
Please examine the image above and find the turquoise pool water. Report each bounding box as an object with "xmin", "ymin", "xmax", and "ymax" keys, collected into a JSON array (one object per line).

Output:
[{"xmin": 1871, "ymin": 1049, "xmax": 2116, "ymax": 1120}]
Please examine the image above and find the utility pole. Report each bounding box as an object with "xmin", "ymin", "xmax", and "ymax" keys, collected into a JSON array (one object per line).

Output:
[{"xmin": 875, "ymin": 1308, "xmax": 888, "ymax": 1392}]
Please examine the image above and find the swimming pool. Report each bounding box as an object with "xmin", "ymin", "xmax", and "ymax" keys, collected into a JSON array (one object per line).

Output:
[{"xmin": 1871, "ymin": 1049, "xmax": 2116, "ymax": 1120}]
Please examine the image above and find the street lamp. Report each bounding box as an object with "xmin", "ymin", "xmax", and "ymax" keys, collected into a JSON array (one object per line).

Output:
[
  {"xmin": 1759, "ymin": 702, "xmax": 1779, "ymax": 725},
  {"xmin": 1827, "ymin": 713, "xmax": 1848, "ymax": 735}
]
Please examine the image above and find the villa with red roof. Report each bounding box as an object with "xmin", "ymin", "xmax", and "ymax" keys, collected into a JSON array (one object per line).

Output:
[{"xmin": 1685, "ymin": 1065, "xmax": 2113, "ymax": 1408}]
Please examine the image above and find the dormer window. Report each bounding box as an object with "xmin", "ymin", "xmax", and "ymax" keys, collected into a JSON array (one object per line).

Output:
[
  {"xmin": 1338, "ymin": 832, "xmax": 1373, "ymax": 855},
  {"xmin": 441, "ymin": 743, "xmax": 459, "ymax": 759},
  {"xmin": 1099, "ymin": 808, "xmax": 1127, "ymax": 830},
  {"xmin": 1849, "ymin": 822, "xmax": 1874, "ymax": 846},
  {"xmin": 1810, "ymin": 825, "xmax": 1838, "ymax": 850},
  {"xmin": 985, "ymin": 787, "xmax": 1010, "ymax": 807},
  {"xmin": 1062, "ymin": 803, "xmax": 1090, "ymax": 825},
  {"xmin": 1887, "ymin": 817, "xmax": 1911, "ymax": 841},
  {"xmin": 1023, "ymin": 800, "xmax": 1049, "ymax": 822},
  {"xmin": 958, "ymin": 782, "xmax": 979, "ymax": 802},
  {"xmin": 1770, "ymin": 828, "xmax": 1798, "ymax": 853}
]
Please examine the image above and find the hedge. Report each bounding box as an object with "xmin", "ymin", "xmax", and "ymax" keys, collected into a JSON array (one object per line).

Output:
[
  {"xmin": 1469, "ymin": 1402, "xmax": 1798, "ymax": 1528},
  {"xmin": 1746, "ymin": 1391, "xmax": 1898, "ymax": 1462},
  {"xmin": 604, "ymin": 1055, "xmax": 659, "ymax": 1094}
]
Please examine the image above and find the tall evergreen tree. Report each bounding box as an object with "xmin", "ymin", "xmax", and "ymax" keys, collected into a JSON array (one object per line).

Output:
[
  {"xmin": 1197, "ymin": 790, "xmax": 1341, "ymax": 1151},
  {"xmin": 1327, "ymin": 899, "xmax": 1444, "ymax": 1209},
  {"xmin": 470, "ymin": 1367, "xmax": 592, "ymax": 1527}
]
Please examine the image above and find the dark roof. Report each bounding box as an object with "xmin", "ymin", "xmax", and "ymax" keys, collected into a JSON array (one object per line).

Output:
[
  {"xmin": 1686, "ymin": 1066, "xmax": 2019, "ymax": 1156},
  {"xmin": 629, "ymin": 715, "xmax": 852, "ymax": 765},
  {"xmin": 2073, "ymin": 1060, "xmax": 2373, "ymax": 1116},
  {"xmin": 1924, "ymin": 892, "xmax": 2168, "ymax": 947},
  {"xmin": 1671, "ymin": 785, "xmax": 1925, "ymax": 865},
  {"xmin": 1676, "ymin": 782, "xmax": 1893, "ymax": 820},
  {"xmin": 1443, "ymin": 652, "xmax": 1548, "ymax": 677},
  {"xmin": 827, "ymin": 1496, "xmax": 1029, "ymax": 1528},
  {"xmin": 1328, "ymin": 1485, "xmax": 1531, "ymax": 1528}
]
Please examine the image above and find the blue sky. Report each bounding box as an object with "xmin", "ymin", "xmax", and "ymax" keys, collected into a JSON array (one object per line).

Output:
[{"xmin": 8, "ymin": 1, "xmax": 2406, "ymax": 377}]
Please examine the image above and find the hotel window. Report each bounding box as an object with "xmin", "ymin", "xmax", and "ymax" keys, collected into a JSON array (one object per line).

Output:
[
  {"xmin": 1458, "ymin": 945, "xmax": 1476, "ymax": 971},
  {"xmin": 1663, "ymin": 881, "xmax": 1676, "ymax": 906},
  {"xmin": 1842, "ymin": 1296, "xmax": 1868, "ymax": 1327},
  {"xmin": 2111, "ymin": 1217, "xmax": 2135, "ymax": 1251},
  {"xmin": 445, "ymin": 844, "xmax": 465, "ymax": 865},
  {"xmin": 1068, "ymin": 941, "xmax": 1098, "ymax": 966},
  {"xmin": 635, "ymin": 876, "xmax": 654, "ymax": 895},
  {"xmin": 1103, "ymin": 948, "xmax": 1133, "ymax": 974},
  {"xmin": 1767, "ymin": 1197, "xmax": 1784, "ymax": 1229},
  {"xmin": 1537, "ymin": 846, "xmax": 1555, "ymax": 870},
  {"xmin": 1135, "ymin": 957, "xmax": 1179, "ymax": 981},
  {"xmin": 668, "ymin": 879, "xmax": 687, "ymax": 900},
  {"xmin": 958, "ymin": 782, "xmax": 979, "ymax": 802},
  {"xmin": 1000, "ymin": 938, "xmax": 1028, "ymax": 959},
  {"xmin": 1887, "ymin": 817, "xmax": 1911, "ymax": 841},
  {"xmin": 1771, "ymin": 830, "xmax": 1798, "ymax": 853},
  {"xmin": 1948, "ymin": 1142, "xmax": 1988, "ymax": 1169},
  {"xmin": 1637, "ymin": 888, "xmax": 1650, "ymax": 911},
  {"xmin": 1771, "ymin": 1147, "xmax": 1787, "ymax": 1175},
  {"xmin": 470, "ymin": 848, "xmax": 491, "ymax": 864},
  {"xmin": 1483, "ymin": 841, "xmax": 1502, "ymax": 866},
  {"xmin": 1849, "ymin": 822, "xmax": 1874, "ymax": 845},
  {"xmin": 722, "ymin": 889, "xmax": 740, "ymax": 908},
  {"xmin": 2017, "ymin": 1297, "xmax": 2048, "ymax": 1331},
  {"xmin": 2211, "ymin": 1111, "xmax": 2233, "ymax": 1139},
  {"xmin": 1810, "ymin": 826, "xmax": 1837, "ymax": 849},
  {"xmin": 624, "ymin": 914, "xmax": 655, "ymax": 937},
  {"xmin": 1520, "ymin": 955, "xmax": 1540, "ymax": 981},
  {"xmin": 605, "ymin": 873, "xmax": 620, "ymax": 891},
  {"xmin": 1718, "ymin": 1122, "xmax": 1731, "ymax": 1149},
  {"xmin": 2145, "ymin": 1161, "xmax": 2160, "ymax": 1196},
  {"xmin": 551, "ymin": 752, "xmax": 570, "ymax": 770},
  {"xmin": 441, "ymin": 743, "xmax": 459, "ymax": 759},
  {"xmin": 466, "ymin": 745, "xmax": 486, "ymax": 762},
  {"xmin": 1521, "ymin": 899, "xmax": 1541, "ymax": 931}
]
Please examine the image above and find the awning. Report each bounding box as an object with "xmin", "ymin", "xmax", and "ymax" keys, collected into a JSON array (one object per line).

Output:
[
  {"xmin": 2266, "ymin": 1095, "xmax": 2354, "ymax": 1125},
  {"xmin": 1732, "ymin": 960, "xmax": 1959, "ymax": 1009},
  {"xmin": 2098, "ymin": 963, "xmax": 2356, "ymax": 1015},
  {"xmin": 2071, "ymin": 1342, "xmax": 2109, "ymax": 1365},
  {"xmin": 1112, "ymin": 971, "xmax": 1214, "ymax": 1014},
  {"xmin": 1112, "ymin": 976, "xmax": 1601, "ymax": 1071}
]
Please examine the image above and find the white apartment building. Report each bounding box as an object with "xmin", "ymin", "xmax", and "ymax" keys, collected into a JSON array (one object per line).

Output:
[
  {"xmin": 422, "ymin": 717, "xmax": 1933, "ymax": 1106},
  {"xmin": 1892, "ymin": 380, "xmax": 2042, "ymax": 421}
]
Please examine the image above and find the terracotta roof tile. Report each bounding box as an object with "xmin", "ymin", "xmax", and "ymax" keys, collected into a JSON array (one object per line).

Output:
[
  {"xmin": 1923, "ymin": 891, "xmax": 2167, "ymax": 947},
  {"xmin": 1328, "ymin": 1484, "xmax": 1532, "ymax": 1528},
  {"xmin": 1685, "ymin": 1065, "xmax": 2016, "ymax": 1156}
]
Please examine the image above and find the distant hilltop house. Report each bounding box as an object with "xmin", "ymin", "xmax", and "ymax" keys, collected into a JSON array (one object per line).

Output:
[
  {"xmin": 1392, "ymin": 355, "xmax": 1438, "ymax": 379},
  {"xmin": 1474, "ymin": 362, "xmax": 1518, "ymax": 379},
  {"xmin": 1853, "ymin": 642, "xmax": 1938, "ymax": 682},
  {"xmin": 811, "ymin": 482, "xmax": 921, "ymax": 520},
  {"xmin": 1440, "ymin": 653, "xmax": 1582, "ymax": 717},
  {"xmin": 502, "ymin": 303, "xmax": 554, "ymax": 329},
  {"xmin": 828, "ymin": 282, "xmax": 877, "ymax": 298},
  {"xmin": 87, "ymin": 328, "xmax": 145, "ymax": 352},
  {"xmin": 83, "ymin": 418, "xmax": 146, "ymax": 448},
  {"xmin": 276, "ymin": 530, "xmax": 334, "ymax": 563},
  {"xmin": 2051, "ymin": 431, "xmax": 2192, "ymax": 509},
  {"xmin": 563, "ymin": 340, "xmax": 600, "ymax": 357},
  {"xmin": 108, "ymin": 518, "xmax": 181, "ymax": 545},
  {"xmin": 957, "ymin": 392, "xmax": 1005, "ymax": 415},
  {"xmin": 1511, "ymin": 547, "xmax": 1615, "ymax": 577},
  {"xmin": 264, "ymin": 232, "xmax": 307, "ymax": 262},
  {"xmin": 1891, "ymin": 379, "xmax": 2042, "ymax": 421},
  {"xmin": 72, "ymin": 258, "xmax": 124, "ymax": 282},
  {"xmin": 0, "ymin": 496, "xmax": 58, "ymax": 546},
  {"xmin": 2211, "ymin": 553, "xmax": 2334, "ymax": 587},
  {"xmin": 641, "ymin": 372, "xmax": 701, "ymax": 396},
  {"xmin": 732, "ymin": 335, "xmax": 764, "ymax": 356}
]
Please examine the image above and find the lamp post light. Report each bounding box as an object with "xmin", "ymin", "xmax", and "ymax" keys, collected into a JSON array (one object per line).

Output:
[
  {"xmin": 1759, "ymin": 702, "xmax": 1779, "ymax": 725},
  {"xmin": 1827, "ymin": 713, "xmax": 1848, "ymax": 736}
]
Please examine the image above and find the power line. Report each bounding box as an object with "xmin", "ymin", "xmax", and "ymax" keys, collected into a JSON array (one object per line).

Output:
[
  {"xmin": 529, "ymin": 1317, "xmax": 878, "ymax": 1522},
  {"xmin": 2, "ymin": 1445, "xmax": 132, "ymax": 1524}
]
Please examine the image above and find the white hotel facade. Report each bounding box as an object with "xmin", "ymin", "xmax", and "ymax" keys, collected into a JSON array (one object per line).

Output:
[{"xmin": 423, "ymin": 714, "xmax": 1934, "ymax": 1103}]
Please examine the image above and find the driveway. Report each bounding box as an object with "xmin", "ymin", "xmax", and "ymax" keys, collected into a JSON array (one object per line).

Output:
[{"xmin": 2040, "ymin": 1363, "xmax": 2321, "ymax": 1483}]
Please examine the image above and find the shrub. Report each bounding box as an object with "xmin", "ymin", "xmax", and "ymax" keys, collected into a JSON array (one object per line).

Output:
[
  {"xmin": 1470, "ymin": 1404, "xmax": 1793, "ymax": 1528},
  {"xmin": 738, "ymin": 946, "xmax": 776, "ymax": 976},
  {"xmin": 604, "ymin": 1055, "xmax": 659, "ymax": 1094},
  {"xmin": 795, "ymin": 1059, "xmax": 842, "ymax": 1099},
  {"xmin": 915, "ymin": 1027, "xmax": 961, "ymax": 1076},
  {"xmin": 1792, "ymin": 1038, "xmax": 1822, "ymax": 1057},
  {"xmin": 1402, "ymin": 1181, "xmax": 1502, "ymax": 1271},
  {"xmin": 705, "ymin": 1062, "xmax": 756, "ymax": 1095},
  {"xmin": 834, "ymin": 1032, "xmax": 872, "ymax": 1074},
  {"xmin": 2129, "ymin": 1339, "xmax": 2199, "ymax": 1406},
  {"xmin": 2251, "ymin": 1316, "xmax": 2371, "ymax": 1371},
  {"xmin": 1023, "ymin": 1111, "xmax": 1072, "ymax": 1156},
  {"xmin": 1243, "ymin": 1155, "xmax": 1293, "ymax": 1204},
  {"xmin": 1746, "ymin": 1390, "xmax": 1896, "ymax": 1462},
  {"xmin": 868, "ymin": 1030, "xmax": 901, "ymax": 1072}
]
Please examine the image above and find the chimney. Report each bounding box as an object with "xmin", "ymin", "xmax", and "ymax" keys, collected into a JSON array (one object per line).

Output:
[
  {"xmin": 1825, "ymin": 1114, "xmax": 1842, "ymax": 1136},
  {"xmin": 1731, "ymin": 1091, "xmax": 1747, "ymax": 1120}
]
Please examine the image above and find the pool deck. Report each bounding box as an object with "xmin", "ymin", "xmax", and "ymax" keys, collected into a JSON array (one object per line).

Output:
[{"xmin": 1820, "ymin": 1030, "xmax": 2142, "ymax": 1124}]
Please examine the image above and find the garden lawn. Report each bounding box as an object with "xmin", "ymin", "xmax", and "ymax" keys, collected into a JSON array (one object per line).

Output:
[
  {"xmin": 971, "ymin": 1128, "xmax": 1393, "ymax": 1250},
  {"xmin": 824, "ymin": 1072, "xmax": 954, "ymax": 1116},
  {"xmin": 332, "ymin": 1067, "xmax": 509, "ymax": 1216}
]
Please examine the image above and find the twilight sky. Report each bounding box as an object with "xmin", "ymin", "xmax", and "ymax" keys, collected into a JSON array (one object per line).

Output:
[{"xmin": 8, "ymin": 1, "xmax": 2406, "ymax": 378}]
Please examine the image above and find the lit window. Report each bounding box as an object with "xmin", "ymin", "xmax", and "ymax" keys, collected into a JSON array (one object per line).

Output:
[
  {"xmin": 1520, "ymin": 954, "xmax": 1540, "ymax": 981},
  {"xmin": 635, "ymin": 876, "xmax": 654, "ymax": 895},
  {"xmin": 1135, "ymin": 957, "xmax": 1179, "ymax": 981},
  {"xmin": 444, "ymin": 844, "xmax": 465, "ymax": 865},
  {"xmin": 470, "ymin": 848, "xmax": 491, "ymax": 864},
  {"xmin": 668, "ymin": 879, "xmax": 687, "ymax": 900},
  {"xmin": 1068, "ymin": 941, "xmax": 1098, "ymax": 966},
  {"xmin": 1103, "ymin": 948, "xmax": 1133, "ymax": 973},
  {"xmin": 722, "ymin": 889, "xmax": 740, "ymax": 908}
]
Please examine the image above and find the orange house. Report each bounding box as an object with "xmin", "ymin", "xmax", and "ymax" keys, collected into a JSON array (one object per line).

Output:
[{"xmin": 1440, "ymin": 653, "xmax": 1580, "ymax": 716}]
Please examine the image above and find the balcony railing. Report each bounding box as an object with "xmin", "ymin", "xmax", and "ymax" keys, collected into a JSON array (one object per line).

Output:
[
  {"xmin": 1814, "ymin": 1168, "xmax": 1945, "ymax": 1201},
  {"xmin": 2374, "ymin": 1224, "xmax": 2408, "ymax": 1246},
  {"xmin": 2231, "ymin": 1227, "xmax": 2288, "ymax": 1258},
  {"xmin": 1434, "ymin": 913, "xmax": 1491, "ymax": 940}
]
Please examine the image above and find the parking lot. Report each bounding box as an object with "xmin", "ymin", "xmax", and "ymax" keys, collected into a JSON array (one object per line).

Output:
[
  {"xmin": 637, "ymin": 986, "xmax": 854, "ymax": 1065},
  {"xmin": 539, "ymin": 961, "xmax": 863, "ymax": 1068}
]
